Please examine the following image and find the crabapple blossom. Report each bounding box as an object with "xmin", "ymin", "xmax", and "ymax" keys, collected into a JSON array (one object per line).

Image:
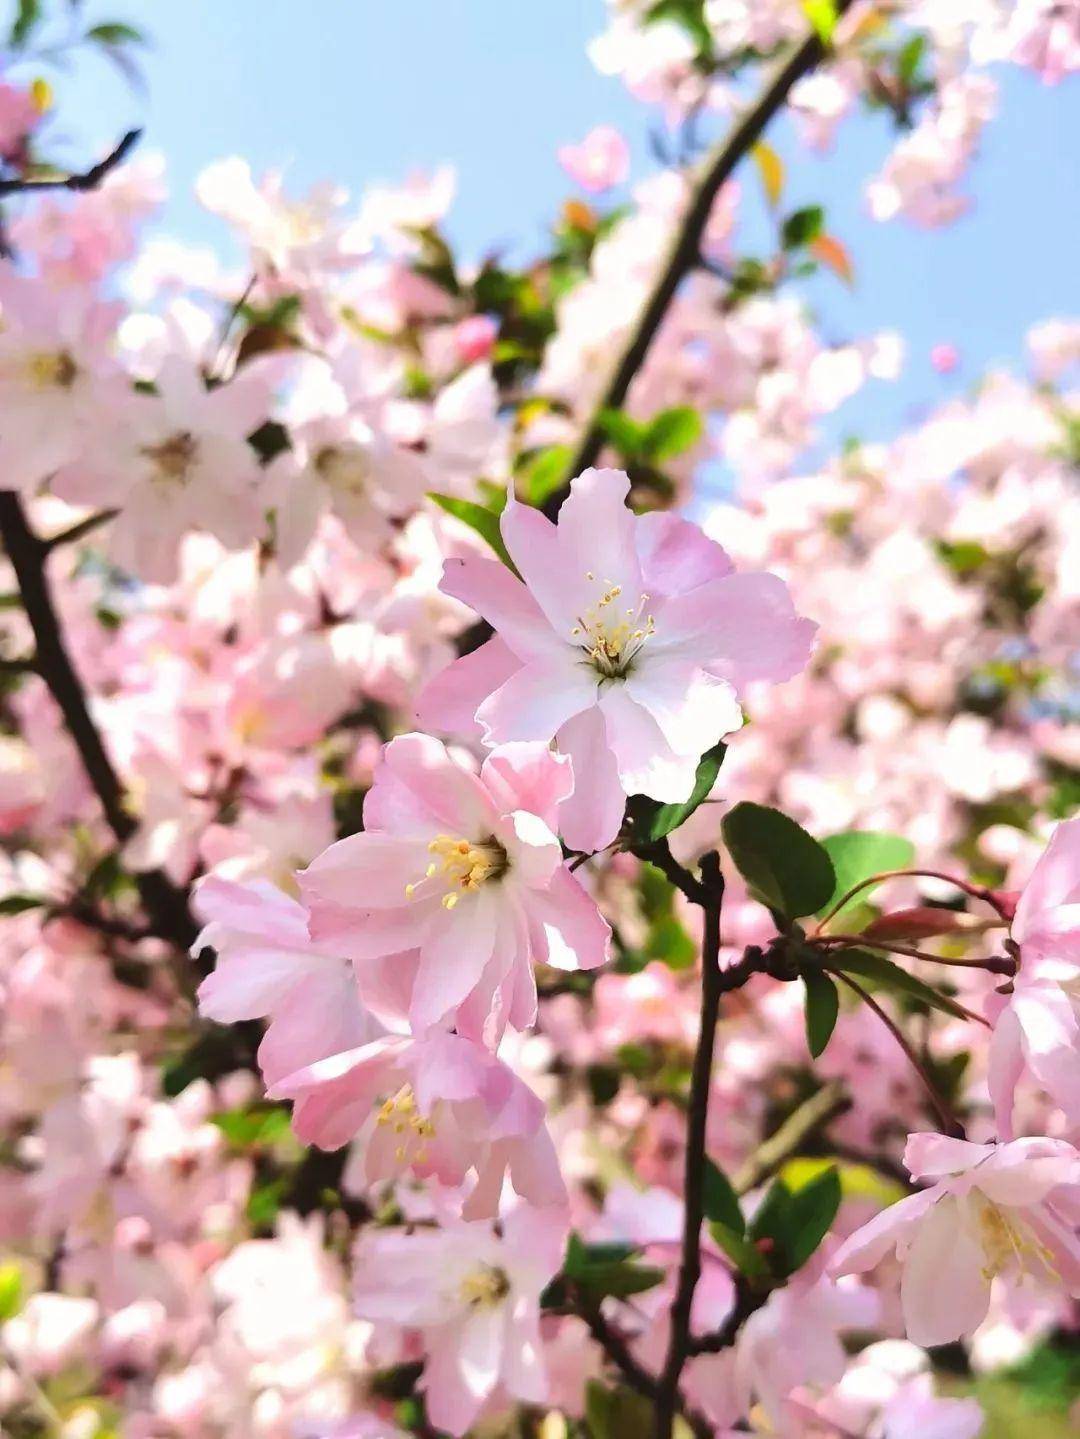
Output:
[
  {"xmin": 300, "ymin": 734, "xmax": 610, "ymax": 1036},
  {"xmin": 419, "ymin": 467, "xmax": 815, "ymax": 849},
  {"xmin": 832, "ymin": 1133, "xmax": 1080, "ymax": 1346},
  {"xmin": 270, "ymin": 1028, "xmax": 566, "ymax": 1218},
  {"xmin": 557, "ymin": 124, "xmax": 631, "ymax": 191},
  {"xmin": 351, "ymin": 1207, "xmax": 566, "ymax": 1435}
]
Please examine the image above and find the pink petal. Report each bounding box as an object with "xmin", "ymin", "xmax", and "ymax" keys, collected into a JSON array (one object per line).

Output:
[
  {"xmin": 635, "ymin": 509, "xmax": 734, "ymax": 596},
  {"xmin": 525, "ymin": 865, "xmax": 611, "ymax": 972},
  {"xmin": 415, "ymin": 636, "xmax": 522, "ymax": 739},
  {"xmin": 556, "ymin": 706, "xmax": 626, "ymax": 852},
  {"xmin": 439, "ymin": 555, "xmax": 558, "ymax": 662},
  {"xmin": 480, "ymin": 743, "xmax": 574, "ymax": 831},
  {"xmin": 476, "ymin": 658, "xmax": 596, "ymax": 745},
  {"xmin": 626, "ymin": 659, "xmax": 742, "ymax": 760},
  {"xmin": 600, "ymin": 683, "xmax": 700, "ymax": 802},
  {"xmin": 900, "ymin": 1197, "xmax": 991, "ymax": 1346},
  {"xmin": 301, "ymin": 832, "xmax": 428, "ymax": 908}
]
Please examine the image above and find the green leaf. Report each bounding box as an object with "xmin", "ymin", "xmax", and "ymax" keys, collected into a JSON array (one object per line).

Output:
[
  {"xmin": 781, "ymin": 205, "xmax": 825, "ymax": 250},
  {"xmin": 897, "ymin": 32, "xmax": 927, "ymax": 85},
  {"xmin": 631, "ymin": 741, "xmax": 727, "ymax": 842},
  {"xmin": 803, "ymin": 968, "xmax": 839, "ymax": 1058},
  {"xmin": 721, "ymin": 802, "xmax": 835, "ymax": 920},
  {"xmin": 802, "ymin": 0, "xmax": 838, "ymax": 43},
  {"xmin": 644, "ymin": 913, "xmax": 696, "ymax": 970},
  {"xmin": 10, "ymin": 0, "xmax": 42, "ymax": 47},
  {"xmin": 786, "ymin": 1165, "xmax": 841, "ymax": 1269},
  {"xmin": 585, "ymin": 1380, "xmax": 655, "ymax": 1439},
  {"xmin": 0, "ymin": 1262, "xmax": 24, "ymax": 1322},
  {"xmin": 707, "ymin": 1219, "xmax": 770, "ymax": 1281},
  {"xmin": 598, "ymin": 408, "xmax": 647, "ymax": 460},
  {"xmin": 829, "ymin": 947, "xmax": 972, "ymax": 1022},
  {"xmin": 563, "ymin": 1233, "xmax": 664, "ymax": 1300},
  {"xmin": 428, "ymin": 492, "xmax": 520, "ymax": 576},
  {"xmin": 819, "ymin": 831, "xmax": 916, "ymax": 921},
  {"xmin": 86, "ymin": 21, "xmax": 146, "ymax": 44},
  {"xmin": 0, "ymin": 894, "xmax": 45, "ymax": 916},
  {"xmin": 517, "ymin": 445, "xmax": 572, "ymax": 505},
  {"xmin": 642, "ymin": 406, "xmax": 703, "ymax": 462},
  {"xmin": 211, "ymin": 1104, "xmax": 292, "ymax": 1150},
  {"xmin": 703, "ymin": 1157, "xmax": 744, "ymax": 1234}
]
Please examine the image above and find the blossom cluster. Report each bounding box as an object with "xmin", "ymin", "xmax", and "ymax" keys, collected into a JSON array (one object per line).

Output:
[{"xmin": 0, "ymin": 3, "xmax": 1078, "ymax": 1438}]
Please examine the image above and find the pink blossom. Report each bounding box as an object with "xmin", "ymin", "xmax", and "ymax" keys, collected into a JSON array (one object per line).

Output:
[
  {"xmin": 271, "ymin": 1029, "xmax": 566, "ymax": 1218},
  {"xmin": 419, "ymin": 468, "xmax": 815, "ymax": 849},
  {"xmin": 831, "ymin": 1133, "xmax": 1080, "ymax": 1346},
  {"xmin": 351, "ymin": 1207, "xmax": 566, "ymax": 1435},
  {"xmin": 0, "ymin": 267, "xmax": 126, "ymax": 493},
  {"xmin": 194, "ymin": 877, "xmax": 380, "ymax": 1088},
  {"xmin": 557, "ymin": 125, "xmax": 631, "ymax": 192},
  {"xmin": 989, "ymin": 817, "xmax": 1080, "ymax": 1136},
  {"xmin": 931, "ymin": 342, "xmax": 960, "ymax": 374},
  {"xmin": 300, "ymin": 734, "xmax": 610, "ymax": 1037},
  {"xmin": 54, "ymin": 354, "xmax": 273, "ymax": 582},
  {"xmin": 0, "ymin": 81, "xmax": 39, "ymax": 159}
]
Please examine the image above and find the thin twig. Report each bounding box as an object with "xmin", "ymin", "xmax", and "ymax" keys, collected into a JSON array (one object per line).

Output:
[
  {"xmin": 814, "ymin": 867, "xmax": 1009, "ymax": 934},
  {"xmin": 0, "ymin": 128, "xmax": 142, "ymax": 198},
  {"xmin": 731, "ymin": 1081, "xmax": 850, "ymax": 1196},
  {"xmin": 550, "ymin": 5, "xmax": 852, "ymax": 503},
  {"xmin": 831, "ymin": 970, "xmax": 965, "ymax": 1139},
  {"xmin": 42, "ymin": 508, "xmax": 118, "ymax": 553}
]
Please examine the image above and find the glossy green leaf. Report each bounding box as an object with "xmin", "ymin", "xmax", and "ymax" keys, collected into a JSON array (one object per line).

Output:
[
  {"xmin": 786, "ymin": 1165, "xmax": 842, "ymax": 1269},
  {"xmin": 781, "ymin": 205, "xmax": 825, "ymax": 250},
  {"xmin": 428, "ymin": 492, "xmax": 519, "ymax": 576},
  {"xmin": 819, "ymin": 831, "xmax": 916, "ymax": 921},
  {"xmin": 703, "ymin": 1157, "xmax": 744, "ymax": 1234},
  {"xmin": 721, "ymin": 802, "xmax": 835, "ymax": 919},
  {"xmin": 632, "ymin": 741, "xmax": 726, "ymax": 842},
  {"xmin": 642, "ymin": 406, "xmax": 703, "ymax": 461},
  {"xmin": 803, "ymin": 968, "xmax": 840, "ymax": 1058},
  {"xmin": 829, "ymin": 947, "xmax": 972, "ymax": 1021}
]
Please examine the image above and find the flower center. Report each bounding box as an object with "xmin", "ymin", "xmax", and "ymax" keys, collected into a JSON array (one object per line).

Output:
[
  {"xmin": 405, "ymin": 833, "xmax": 508, "ymax": 910},
  {"xmin": 314, "ymin": 443, "xmax": 369, "ymax": 497},
  {"xmin": 571, "ymin": 574, "xmax": 654, "ymax": 679},
  {"xmin": 459, "ymin": 1264, "xmax": 510, "ymax": 1309},
  {"xmin": 25, "ymin": 349, "xmax": 78, "ymax": 390},
  {"xmin": 141, "ymin": 430, "xmax": 199, "ymax": 486},
  {"xmin": 975, "ymin": 1197, "xmax": 1058, "ymax": 1285},
  {"xmin": 376, "ymin": 1083, "xmax": 437, "ymax": 1165}
]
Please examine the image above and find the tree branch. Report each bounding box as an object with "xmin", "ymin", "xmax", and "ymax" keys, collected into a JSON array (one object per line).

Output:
[
  {"xmin": 0, "ymin": 128, "xmax": 142, "ymax": 198},
  {"xmin": 553, "ymin": 7, "xmax": 852, "ymax": 500},
  {"xmin": 0, "ymin": 493, "xmax": 196, "ymax": 950},
  {"xmin": 731, "ymin": 1080, "xmax": 851, "ymax": 1196},
  {"xmin": 652, "ymin": 850, "xmax": 725, "ymax": 1439}
]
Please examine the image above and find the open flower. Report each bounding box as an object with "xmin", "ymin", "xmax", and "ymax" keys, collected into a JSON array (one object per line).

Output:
[
  {"xmin": 831, "ymin": 1133, "xmax": 1080, "ymax": 1347},
  {"xmin": 194, "ymin": 876, "xmax": 380, "ymax": 1087},
  {"xmin": 300, "ymin": 734, "xmax": 610, "ymax": 1038},
  {"xmin": 418, "ymin": 468, "xmax": 815, "ymax": 850},
  {"xmin": 989, "ymin": 817, "xmax": 1080, "ymax": 1136},
  {"xmin": 351, "ymin": 1207, "xmax": 566, "ymax": 1436},
  {"xmin": 270, "ymin": 1029, "xmax": 566, "ymax": 1218}
]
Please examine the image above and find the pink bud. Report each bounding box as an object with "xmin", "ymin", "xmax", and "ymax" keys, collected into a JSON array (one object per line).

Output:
[
  {"xmin": 930, "ymin": 342, "xmax": 959, "ymax": 374},
  {"xmin": 453, "ymin": 314, "xmax": 497, "ymax": 365}
]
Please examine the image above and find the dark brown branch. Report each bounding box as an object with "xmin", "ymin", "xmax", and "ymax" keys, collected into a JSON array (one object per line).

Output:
[
  {"xmin": 0, "ymin": 129, "xmax": 142, "ymax": 198},
  {"xmin": 0, "ymin": 493, "xmax": 196, "ymax": 950},
  {"xmin": 42, "ymin": 508, "xmax": 118, "ymax": 554},
  {"xmin": 553, "ymin": 8, "xmax": 852, "ymax": 500},
  {"xmin": 652, "ymin": 851, "xmax": 725, "ymax": 1439}
]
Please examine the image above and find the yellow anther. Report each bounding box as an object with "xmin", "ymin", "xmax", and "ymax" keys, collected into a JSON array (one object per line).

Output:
[
  {"xmin": 443, "ymin": 893, "xmax": 458, "ymax": 910},
  {"xmin": 459, "ymin": 1265, "xmax": 511, "ymax": 1309}
]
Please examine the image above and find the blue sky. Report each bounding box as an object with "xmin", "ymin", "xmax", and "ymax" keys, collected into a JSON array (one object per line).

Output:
[{"xmin": 9, "ymin": 0, "xmax": 1080, "ymax": 453}]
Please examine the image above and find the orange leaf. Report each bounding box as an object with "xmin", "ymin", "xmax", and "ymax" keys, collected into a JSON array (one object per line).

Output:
[
  {"xmin": 752, "ymin": 141, "xmax": 784, "ymax": 208},
  {"xmin": 810, "ymin": 233, "xmax": 854, "ymax": 286}
]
